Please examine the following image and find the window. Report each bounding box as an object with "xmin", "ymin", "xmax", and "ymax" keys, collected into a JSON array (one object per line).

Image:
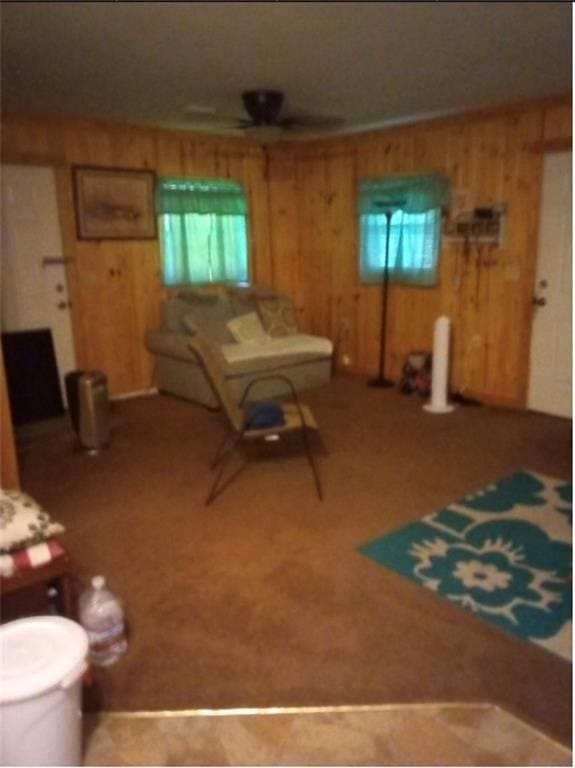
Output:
[
  {"xmin": 156, "ymin": 178, "xmax": 249, "ymax": 285},
  {"xmin": 358, "ymin": 174, "xmax": 449, "ymax": 286}
]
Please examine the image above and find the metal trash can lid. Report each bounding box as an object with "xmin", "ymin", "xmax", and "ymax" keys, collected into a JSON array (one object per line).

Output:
[
  {"xmin": 81, "ymin": 371, "xmax": 107, "ymax": 382},
  {"xmin": 0, "ymin": 617, "xmax": 88, "ymax": 703}
]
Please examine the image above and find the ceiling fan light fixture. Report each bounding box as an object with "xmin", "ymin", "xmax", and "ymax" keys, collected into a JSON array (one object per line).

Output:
[
  {"xmin": 180, "ymin": 89, "xmax": 343, "ymax": 142},
  {"xmin": 242, "ymin": 90, "xmax": 284, "ymax": 125}
]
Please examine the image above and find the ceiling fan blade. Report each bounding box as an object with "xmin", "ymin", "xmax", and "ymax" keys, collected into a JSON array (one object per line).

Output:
[
  {"xmin": 278, "ymin": 112, "xmax": 345, "ymax": 131},
  {"xmin": 180, "ymin": 92, "xmax": 344, "ymax": 141},
  {"xmin": 183, "ymin": 113, "xmax": 240, "ymax": 125},
  {"xmin": 181, "ymin": 103, "xmax": 245, "ymax": 128}
]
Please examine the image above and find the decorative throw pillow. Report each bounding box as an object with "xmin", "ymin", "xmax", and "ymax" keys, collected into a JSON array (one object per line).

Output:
[
  {"xmin": 0, "ymin": 489, "xmax": 65, "ymax": 554},
  {"xmin": 226, "ymin": 312, "xmax": 269, "ymax": 344},
  {"xmin": 257, "ymin": 296, "xmax": 298, "ymax": 338}
]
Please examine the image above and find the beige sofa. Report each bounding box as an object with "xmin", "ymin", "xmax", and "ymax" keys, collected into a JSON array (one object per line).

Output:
[{"xmin": 145, "ymin": 287, "xmax": 333, "ymax": 408}]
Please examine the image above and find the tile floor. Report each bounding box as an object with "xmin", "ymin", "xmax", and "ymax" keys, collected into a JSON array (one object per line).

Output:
[{"xmin": 83, "ymin": 702, "xmax": 572, "ymax": 766}]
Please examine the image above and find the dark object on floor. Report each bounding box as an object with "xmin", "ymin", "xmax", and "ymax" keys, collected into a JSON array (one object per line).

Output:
[
  {"xmin": 1, "ymin": 328, "xmax": 64, "ymax": 424},
  {"xmin": 243, "ymin": 400, "xmax": 286, "ymax": 429},
  {"xmin": 399, "ymin": 351, "xmax": 432, "ymax": 397},
  {"xmin": 451, "ymin": 392, "xmax": 483, "ymax": 406}
]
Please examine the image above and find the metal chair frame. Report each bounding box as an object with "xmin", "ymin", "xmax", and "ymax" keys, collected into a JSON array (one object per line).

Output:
[{"xmin": 188, "ymin": 336, "xmax": 322, "ymax": 505}]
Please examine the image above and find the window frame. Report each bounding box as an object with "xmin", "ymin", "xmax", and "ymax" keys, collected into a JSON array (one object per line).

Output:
[
  {"xmin": 357, "ymin": 173, "xmax": 449, "ymax": 288},
  {"xmin": 156, "ymin": 177, "xmax": 251, "ymax": 288}
]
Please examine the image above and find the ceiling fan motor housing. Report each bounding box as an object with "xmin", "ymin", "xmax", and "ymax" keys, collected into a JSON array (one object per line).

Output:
[{"xmin": 242, "ymin": 90, "xmax": 284, "ymax": 125}]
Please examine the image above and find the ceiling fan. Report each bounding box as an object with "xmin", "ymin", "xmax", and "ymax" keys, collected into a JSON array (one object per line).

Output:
[{"xmin": 183, "ymin": 90, "xmax": 344, "ymax": 144}]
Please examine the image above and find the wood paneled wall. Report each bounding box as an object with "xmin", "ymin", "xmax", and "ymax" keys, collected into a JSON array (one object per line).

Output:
[
  {"xmin": 1, "ymin": 116, "xmax": 272, "ymax": 395},
  {"xmin": 1, "ymin": 97, "xmax": 571, "ymax": 409},
  {"xmin": 266, "ymin": 99, "xmax": 572, "ymax": 407}
]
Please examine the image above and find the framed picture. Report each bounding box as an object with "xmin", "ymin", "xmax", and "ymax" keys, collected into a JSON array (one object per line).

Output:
[{"xmin": 73, "ymin": 166, "xmax": 156, "ymax": 240}]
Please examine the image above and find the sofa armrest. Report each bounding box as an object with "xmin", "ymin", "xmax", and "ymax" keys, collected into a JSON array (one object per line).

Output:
[
  {"xmin": 145, "ymin": 330, "xmax": 202, "ymax": 366},
  {"xmin": 146, "ymin": 329, "xmax": 233, "ymax": 374}
]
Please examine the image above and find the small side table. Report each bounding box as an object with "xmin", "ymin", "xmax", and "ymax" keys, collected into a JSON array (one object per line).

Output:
[{"xmin": 1, "ymin": 547, "xmax": 74, "ymax": 620}]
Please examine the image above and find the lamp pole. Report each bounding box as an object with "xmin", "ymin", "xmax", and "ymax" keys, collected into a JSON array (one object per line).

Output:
[{"xmin": 369, "ymin": 208, "xmax": 394, "ymax": 388}]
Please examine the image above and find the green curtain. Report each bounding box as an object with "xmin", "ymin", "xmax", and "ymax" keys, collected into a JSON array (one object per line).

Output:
[
  {"xmin": 358, "ymin": 173, "xmax": 450, "ymax": 286},
  {"xmin": 156, "ymin": 178, "xmax": 247, "ymax": 215},
  {"xmin": 358, "ymin": 174, "xmax": 450, "ymax": 215},
  {"xmin": 156, "ymin": 178, "xmax": 249, "ymax": 285}
]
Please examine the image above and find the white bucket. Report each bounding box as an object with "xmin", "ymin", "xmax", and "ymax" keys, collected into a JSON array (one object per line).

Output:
[{"xmin": 0, "ymin": 616, "xmax": 89, "ymax": 766}]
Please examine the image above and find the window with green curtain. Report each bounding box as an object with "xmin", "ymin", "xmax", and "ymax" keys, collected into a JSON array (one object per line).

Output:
[
  {"xmin": 156, "ymin": 177, "xmax": 249, "ymax": 285},
  {"xmin": 358, "ymin": 174, "xmax": 450, "ymax": 286}
]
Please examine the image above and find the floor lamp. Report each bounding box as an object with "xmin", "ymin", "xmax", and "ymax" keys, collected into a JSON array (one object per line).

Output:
[{"xmin": 369, "ymin": 207, "xmax": 394, "ymax": 388}]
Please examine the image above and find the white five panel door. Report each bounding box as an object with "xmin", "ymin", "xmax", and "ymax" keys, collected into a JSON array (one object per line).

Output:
[
  {"xmin": 528, "ymin": 152, "xmax": 572, "ymax": 418},
  {"xmin": 1, "ymin": 164, "xmax": 77, "ymax": 404}
]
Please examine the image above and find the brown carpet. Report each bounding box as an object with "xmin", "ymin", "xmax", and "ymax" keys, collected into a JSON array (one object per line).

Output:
[{"xmin": 16, "ymin": 377, "xmax": 572, "ymax": 745}]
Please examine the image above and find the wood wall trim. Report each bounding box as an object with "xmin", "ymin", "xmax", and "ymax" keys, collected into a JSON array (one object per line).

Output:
[
  {"xmin": 270, "ymin": 93, "xmax": 572, "ymax": 159},
  {"xmin": 2, "ymin": 112, "xmax": 266, "ymax": 162},
  {"xmin": 0, "ymin": 349, "xmax": 20, "ymax": 489}
]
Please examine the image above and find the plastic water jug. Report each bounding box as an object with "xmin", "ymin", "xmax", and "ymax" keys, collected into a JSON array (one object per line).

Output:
[{"xmin": 78, "ymin": 576, "xmax": 127, "ymax": 667}]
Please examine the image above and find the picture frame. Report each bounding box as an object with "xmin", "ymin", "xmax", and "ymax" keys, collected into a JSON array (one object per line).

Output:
[{"xmin": 72, "ymin": 166, "xmax": 156, "ymax": 240}]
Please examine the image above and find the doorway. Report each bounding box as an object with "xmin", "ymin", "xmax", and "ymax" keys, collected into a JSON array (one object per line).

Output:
[
  {"xmin": 528, "ymin": 151, "xmax": 572, "ymax": 419},
  {"xmin": 1, "ymin": 165, "xmax": 77, "ymax": 415}
]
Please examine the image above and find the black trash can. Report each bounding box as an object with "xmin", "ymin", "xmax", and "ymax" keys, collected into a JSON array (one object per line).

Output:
[{"xmin": 65, "ymin": 370, "xmax": 110, "ymax": 452}]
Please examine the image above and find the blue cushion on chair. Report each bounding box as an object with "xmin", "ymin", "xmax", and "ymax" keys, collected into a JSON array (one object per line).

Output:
[{"xmin": 243, "ymin": 400, "xmax": 286, "ymax": 429}]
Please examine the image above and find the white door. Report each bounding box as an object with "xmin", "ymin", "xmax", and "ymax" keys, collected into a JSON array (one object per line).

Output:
[
  {"xmin": 1, "ymin": 165, "xmax": 77, "ymax": 404},
  {"xmin": 528, "ymin": 152, "xmax": 572, "ymax": 418}
]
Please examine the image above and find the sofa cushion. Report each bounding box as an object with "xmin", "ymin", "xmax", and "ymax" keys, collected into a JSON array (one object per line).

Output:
[
  {"xmin": 229, "ymin": 293, "xmax": 258, "ymax": 318},
  {"xmin": 146, "ymin": 330, "xmax": 231, "ymax": 372},
  {"xmin": 0, "ymin": 489, "xmax": 65, "ymax": 554},
  {"xmin": 221, "ymin": 334, "xmax": 333, "ymax": 376},
  {"xmin": 257, "ymin": 296, "xmax": 298, "ymax": 337},
  {"xmin": 181, "ymin": 295, "xmax": 237, "ymax": 346},
  {"xmin": 162, "ymin": 298, "xmax": 195, "ymax": 333},
  {"xmin": 177, "ymin": 289, "xmax": 219, "ymax": 305},
  {"xmin": 227, "ymin": 284, "xmax": 276, "ymax": 300},
  {"xmin": 227, "ymin": 312, "xmax": 269, "ymax": 344}
]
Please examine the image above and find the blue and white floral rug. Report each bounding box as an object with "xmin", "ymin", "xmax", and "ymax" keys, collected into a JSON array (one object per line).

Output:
[{"xmin": 359, "ymin": 471, "xmax": 572, "ymax": 662}]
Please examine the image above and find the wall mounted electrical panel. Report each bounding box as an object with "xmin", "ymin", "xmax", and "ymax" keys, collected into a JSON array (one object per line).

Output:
[{"xmin": 444, "ymin": 204, "xmax": 507, "ymax": 245}]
